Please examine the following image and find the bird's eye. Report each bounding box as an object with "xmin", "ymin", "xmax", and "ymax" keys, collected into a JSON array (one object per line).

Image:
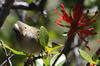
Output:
[{"xmin": 24, "ymin": 27, "xmax": 26, "ymax": 29}]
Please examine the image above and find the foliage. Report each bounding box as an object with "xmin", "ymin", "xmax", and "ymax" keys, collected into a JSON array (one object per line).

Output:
[
  {"xmin": 39, "ymin": 26, "xmax": 49, "ymax": 50},
  {"xmin": 79, "ymin": 49, "xmax": 100, "ymax": 64}
]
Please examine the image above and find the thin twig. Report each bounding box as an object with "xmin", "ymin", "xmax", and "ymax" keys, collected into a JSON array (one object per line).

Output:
[
  {"xmin": 96, "ymin": 47, "xmax": 100, "ymax": 56},
  {"xmin": 0, "ymin": 54, "xmax": 14, "ymax": 66},
  {"xmin": 0, "ymin": 40, "xmax": 13, "ymax": 66}
]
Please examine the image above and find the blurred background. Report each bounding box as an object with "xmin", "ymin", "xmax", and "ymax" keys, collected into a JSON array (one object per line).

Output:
[{"xmin": 0, "ymin": 0, "xmax": 100, "ymax": 66}]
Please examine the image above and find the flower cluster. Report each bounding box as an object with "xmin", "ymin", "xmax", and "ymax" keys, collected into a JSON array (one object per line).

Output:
[{"xmin": 54, "ymin": 3, "xmax": 98, "ymax": 43}]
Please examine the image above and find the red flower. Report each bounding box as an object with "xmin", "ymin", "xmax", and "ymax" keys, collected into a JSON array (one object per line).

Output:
[{"xmin": 54, "ymin": 3, "xmax": 98, "ymax": 43}]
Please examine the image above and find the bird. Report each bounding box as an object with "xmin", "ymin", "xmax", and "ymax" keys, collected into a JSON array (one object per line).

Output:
[{"xmin": 13, "ymin": 21, "xmax": 42, "ymax": 54}]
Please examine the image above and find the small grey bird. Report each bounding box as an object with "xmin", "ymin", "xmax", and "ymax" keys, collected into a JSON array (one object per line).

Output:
[{"xmin": 13, "ymin": 21, "xmax": 42, "ymax": 54}]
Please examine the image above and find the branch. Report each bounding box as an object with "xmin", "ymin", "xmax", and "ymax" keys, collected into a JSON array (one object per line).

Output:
[
  {"xmin": 12, "ymin": 0, "xmax": 47, "ymax": 14},
  {"xmin": 0, "ymin": 40, "xmax": 13, "ymax": 66},
  {"xmin": 52, "ymin": 33, "xmax": 75, "ymax": 66},
  {"xmin": 0, "ymin": 0, "xmax": 14, "ymax": 29},
  {"xmin": 12, "ymin": 2, "xmax": 37, "ymax": 10},
  {"xmin": 0, "ymin": 54, "xmax": 14, "ymax": 66},
  {"xmin": 12, "ymin": 0, "xmax": 47, "ymax": 22}
]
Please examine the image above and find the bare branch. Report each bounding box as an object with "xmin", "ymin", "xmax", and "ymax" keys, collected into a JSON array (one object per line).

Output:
[
  {"xmin": 0, "ymin": 54, "xmax": 14, "ymax": 66},
  {"xmin": 12, "ymin": 0, "xmax": 47, "ymax": 13},
  {"xmin": 0, "ymin": 0, "xmax": 14, "ymax": 29},
  {"xmin": 12, "ymin": 2, "xmax": 37, "ymax": 10},
  {"xmin": 0, "ymin": 40, "xmax": 13, "ymax": 66}
]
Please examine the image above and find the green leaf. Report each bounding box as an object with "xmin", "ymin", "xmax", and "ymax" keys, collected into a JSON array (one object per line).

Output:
[
  {"xmin": 45, "ymin": 45, "xmax": 63, "ymax": 52},
  {"xmin": 39, "ymin": 26, "xmax": 49, "ymax": 50},
  {"xmin": 79, "ymin": 49, "xmax": 93, "ymax": 63},
  {"xmin": 43, "ymin": 59, "xmax": 50, "ymax": 66},
  {"xmin": 47, "ymin": 40, "xmax": 52, "ymax": 48},
  {"xmin": 51, "ymin": 45, "xmax": 63, "ymax": 51},
  {"xmin": 43, "ymin": 45, "xmax": 63, "ymax": 55},
  {"xmin": 5, "ymin": 45, "xmax": 27, "ymax": 56},
  {"xmin": 96, "ymin": 59, "xmax": 100, "ymax": 63},
  {"xmin": 50, "ymin": 52, "xmax": 59, "ymax": 54},
  {"xmin": 50, "ymin": 54, "xmax": 66, "ymax": 66}
]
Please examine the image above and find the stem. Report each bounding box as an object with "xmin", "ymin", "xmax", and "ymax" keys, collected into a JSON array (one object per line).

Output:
[
  {"xmin": 52, "ymin": 30, "xmax": 75, "ymax": 66},
  {"xmin": 96, "ymin": 47, "xmax": 100, "ymax": 56}
]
